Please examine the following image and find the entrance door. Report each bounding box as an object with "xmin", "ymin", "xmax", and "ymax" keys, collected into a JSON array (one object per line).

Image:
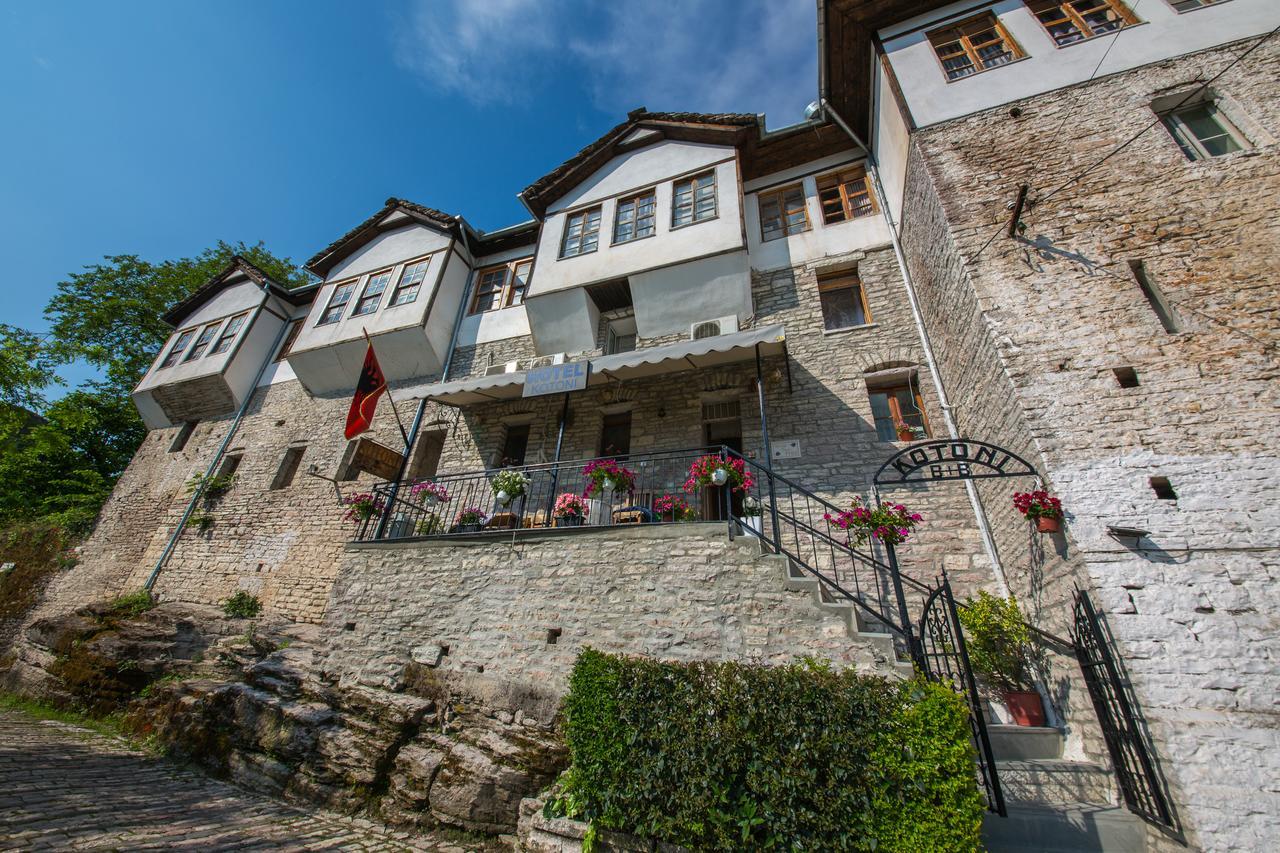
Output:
[{"xmin": 702, "ymin": 411, "xmax": 743, "ymax": 521}]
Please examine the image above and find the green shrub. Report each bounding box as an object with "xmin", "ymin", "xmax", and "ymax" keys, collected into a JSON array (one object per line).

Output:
[
  {"xmin": 555, "ymin": 649, "xmax": 983, "ymax": 851},
  {"xmin": 108, "ymin": 589, "xmax": 154, "ymax": 618},
  {"xmin": 222, "ymin": 590, "xmax": 261, "ymax": 619},
  {"xmin": 958, "ymin": 591, "xmax": 1035, "ymax": 691}
]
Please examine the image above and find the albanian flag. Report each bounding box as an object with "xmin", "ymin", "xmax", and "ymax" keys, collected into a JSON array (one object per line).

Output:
[{"xmin": 345, "ymin": 344, "xmax": 387, "ymax": 440}]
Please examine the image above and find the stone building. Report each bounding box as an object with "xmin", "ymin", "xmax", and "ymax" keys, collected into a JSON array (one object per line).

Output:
[{"xmin": 9, "ymin": 0, "xmax": 1278, "ymax": 850}]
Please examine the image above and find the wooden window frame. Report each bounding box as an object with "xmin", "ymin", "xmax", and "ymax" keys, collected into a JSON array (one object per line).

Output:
[
  {"xmin": 469, "ymin": 258, "xmax": 533, "ymax": 315},
  {"xmin": 350, "ymin": 268, "xmax": 393, "ymax": 318},
  {"xmin": 612, "ymin": 189, "xmax": 658, "ymax": 245},
  {"xmin": 209, "ymin": 312, "xmax": 249, "ymax": 356},
  {"xmin": 816, "ymin": 168, "xmax": 877, "ymax": 224},
  {"xmin": 184, "ymin": 321, "xmax": 223, "ymax": 362},
  {"xmin": 389, "ymin": 255, "xmax": 432, "ymax": 307},
  {"xmin": 560, "ymin": 207, "xmax": 603, "ymax": 258},
  {"xmin": 274, "ymin": 319, "xmax": 304, "ymax": 362},
  {"xmin": 867, "ymin": 380, "xmax": 931, "ymax": 441},
  {"xmin": 926, "ymin": 13, "xmax": 1024, "ymax": 81},
  {"xmin": 671, "ymin": 170, "xmax": 718, "ymax": 229},
  {"xmin": 817, "ymin": 273, "xmax": 872, "ymax": 331},
  {"xmin": 1167, "ymin": 0, "xmax": 1226, "ymax": 11},
  {"xmin": 758, "ymin": 183, "xmax": 810, "ymax": 242},
  {"xmin": 1160, "ymin": 101, "xmax": 1247, "ymax": 160},
  {"xmin": 1025, "ymin": 0, "xmax": 1138, "ymax": 48},
  {"xmin": 317, "ymin": 278, "xmax": 358, "ymax": 326},
  {"xmin": 159, "ymin": 328, "xmax": 197, "ymax": 369}
]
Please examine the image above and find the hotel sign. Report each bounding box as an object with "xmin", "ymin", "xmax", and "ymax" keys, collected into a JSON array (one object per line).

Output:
[
  {"xmin": 524, "ymin": 361, "xmax": 590, "ymax": 398},
  {"xmin": 874, "ymin": 439, "xmax": 1037, "ymax": 485}
]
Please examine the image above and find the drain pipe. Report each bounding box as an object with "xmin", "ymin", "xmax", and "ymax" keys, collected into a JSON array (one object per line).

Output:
[
  {"xmin": 821, "ymin": 98, "xmax": 1008, "ymax": 596},
  {"xmin": 144, "ymin": 291, "xmax": 298, "ymax": 592}
]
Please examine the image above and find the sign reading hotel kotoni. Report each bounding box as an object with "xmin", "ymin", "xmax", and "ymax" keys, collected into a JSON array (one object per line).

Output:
[
  {"xmin": 873, "ymin": 439, "xmax": 1037, "ymax": 484},
  {"xmin": 523, "ymin": 361, "xmax": 590, "ymax": 398}
]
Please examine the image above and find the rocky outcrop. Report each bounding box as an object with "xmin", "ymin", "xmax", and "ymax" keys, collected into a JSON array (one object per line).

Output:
[{"xmin": 6, "ymin": 601, "xmax": 568, "ymax": 837}]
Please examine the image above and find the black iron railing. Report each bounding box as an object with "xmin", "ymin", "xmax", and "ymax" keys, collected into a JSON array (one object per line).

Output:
[{"xmin": 353, "ymin": 447, "xmax": 735, "ymax": 541}]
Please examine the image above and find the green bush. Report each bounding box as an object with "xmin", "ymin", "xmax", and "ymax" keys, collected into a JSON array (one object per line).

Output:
[
  {"xmin": 957, "ymin": 591, "xmax": 1035, "ymax": 692},
  {"xmin": 222, "ymin": 590, "xmax": 261, "ymax": 619},
  {"xmin": 554, "ymin": 649, "xmax": 983, "ymax": 851},
  {"xmin": 108, "ymin": 589, "xmax": 154, "ymax": 618}
]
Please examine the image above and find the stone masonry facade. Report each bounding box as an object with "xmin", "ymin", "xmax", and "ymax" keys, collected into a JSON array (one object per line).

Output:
[{"xmin": 900, "ymin": 37, "xmax": 1280, "ymax": 852}]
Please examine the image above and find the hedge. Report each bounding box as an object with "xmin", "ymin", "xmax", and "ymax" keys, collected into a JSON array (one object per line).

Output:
[{"xmin": 553, "ymin": 649, "xmax": 983, "ymax": 852}]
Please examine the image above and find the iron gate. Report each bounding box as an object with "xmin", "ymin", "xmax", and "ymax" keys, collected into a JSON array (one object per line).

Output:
[
  {"xmin": 918, "ymin": 577, "xmax": 1007, "ymax": 816},
  {"xmin": 1073, "ymin": 589, "xmax": 1175, "ymax": 827}
]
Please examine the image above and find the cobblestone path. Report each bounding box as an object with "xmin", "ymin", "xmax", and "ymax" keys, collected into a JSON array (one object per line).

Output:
[{"xmin": 0, "ymin": 710, "xmax": 495, "ymax": 851}]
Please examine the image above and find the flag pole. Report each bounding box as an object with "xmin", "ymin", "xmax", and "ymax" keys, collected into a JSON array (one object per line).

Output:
[{"xmin": 362, "ymin": 328, "xmax": 411, "ymax": 451}]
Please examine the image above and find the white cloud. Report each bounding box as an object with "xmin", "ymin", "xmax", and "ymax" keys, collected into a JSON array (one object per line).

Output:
[{"xmin": 393, "ymin": 0, "xmax": 817, "ymax": 127}]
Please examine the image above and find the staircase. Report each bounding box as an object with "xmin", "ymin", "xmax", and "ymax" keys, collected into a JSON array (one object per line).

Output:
[{"xmin": 983, "ymin": 724, "xmax": 1149, "ymax": 852}]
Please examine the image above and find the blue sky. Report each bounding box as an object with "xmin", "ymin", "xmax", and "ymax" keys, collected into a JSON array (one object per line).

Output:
[{"xmin": 0, "ymin": 0, "xmax": 817, "ymax": 392}]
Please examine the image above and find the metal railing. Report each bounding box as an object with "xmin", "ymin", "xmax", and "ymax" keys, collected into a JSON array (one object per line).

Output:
[{"xmin": 354, "ymin": 447, "xmax": 733, "ymax": 541}]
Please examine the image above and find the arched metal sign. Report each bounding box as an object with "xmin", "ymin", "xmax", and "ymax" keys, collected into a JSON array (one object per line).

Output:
[{"xmin": 873, "ymin": 439, "xmax": 1037, "ymax": 485}]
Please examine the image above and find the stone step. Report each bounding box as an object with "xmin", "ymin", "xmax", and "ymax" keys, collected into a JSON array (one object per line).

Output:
[
  {"xmin": 989, "ymin": 724, "xmax": 1065, "ymax": 760},
  {"xmin": 998, "ymin": 759, "xmax": 1116, "ymax": 806},
  {"xmin": 983, "ymin": 803, "xmax": 1147, "ymax": 852}
]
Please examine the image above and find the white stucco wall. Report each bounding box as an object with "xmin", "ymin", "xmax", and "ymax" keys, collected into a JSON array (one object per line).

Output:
[
  {"xmin": 881, "ymin": 0, "xmax": 1280, "ymax": 127},
  {"xmin": 744, "ymin": 154, "xmax": 893, "ymax": 272},
  {"xmin": 455, "ymin": 245, "xmax": 536, "ymax": 347},
  {"xmin": 630, "ymin": 250, "xmax": 752, "ymax": 338},
  {"xmin": 524, "ymin": 288, "xmax": 600, "ymax": 355},
  {"xmin": 528, "ymin": 140, "xmax": 745, "ymax": 297},
  {"xmin": 872, "ymin": 65, "xmax": 912, "ymax": 229}
]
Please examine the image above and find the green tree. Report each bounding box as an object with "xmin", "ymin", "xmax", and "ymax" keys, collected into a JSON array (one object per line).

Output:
[{"xmin": 0, "ymin": 324, "xmax": 59, "ymax": 411}]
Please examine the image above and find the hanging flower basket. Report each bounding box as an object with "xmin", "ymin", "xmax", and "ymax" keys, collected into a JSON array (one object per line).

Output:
[
  {"xmin": 491, "ymin": 469, "xmax": 531, "ymax": 506},
  {"xmin": 582, "ymin": 459, "xmax": 636, "ymax": 498},
  {"xmin": 410, "ymin": 481, "xmax": 451, "ymax": 506},
  {"xmin": 553, "ymin": 493, "xmax": 587, "ymax": 526},
  {"xmin": 341, "ymin": 492, "xmax": 386, "ymax": 525},
  {"xmin": 1013, "ymin": 490, "xmax": 1063, "ymax": 534},
  {"xmin": 824, "ymin": 497, "xmax": 922, "ymax": 547},
  {"xmin": 653, "ymin": 493, "xmax": 695, "ymax": 523},
  {"xmin": 684, "ymin": 455, "xmax": 753, "ymax": 494}
]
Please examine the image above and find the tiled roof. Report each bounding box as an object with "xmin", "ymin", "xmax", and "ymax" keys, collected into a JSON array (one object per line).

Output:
[
  {"xmin": 162, "ymin": 256, "xmax": 302, "ymax": 327},
  {"xmin": 305, "ymin": 198, "xmax": 461, "ymax": 276},
  {"xmin": 519, "ymin": 109, "xmax": 761, "ymax": 217}
]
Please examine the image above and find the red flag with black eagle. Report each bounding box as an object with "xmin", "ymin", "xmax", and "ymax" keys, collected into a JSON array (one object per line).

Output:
[{"xmin": 345, "ymin": 344, "xmax": 387, "ymax": 440}]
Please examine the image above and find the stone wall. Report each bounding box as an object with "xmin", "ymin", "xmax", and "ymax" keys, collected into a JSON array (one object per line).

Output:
[
  {"xmin": 318, "ymin": 524, "xmax": 901, "ymax": 700},
  {"xmin": 902, "ymin": 37, "xmax": 1280, "ymax": 852}
]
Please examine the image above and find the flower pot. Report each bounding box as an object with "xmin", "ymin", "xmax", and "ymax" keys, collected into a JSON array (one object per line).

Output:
[
  {"xmin": 496, "ymin": 490, "xmax": 512, "ymax": 507},
  {"xmin": 739, "ymin": 515, "xmax": 761, "ymax": 536},
  {"xmin": 557, "ymin": 515, "xmax": 583, "ymax": 527},
  {"xmin": 1002, "ymin": 690, "xmax": 1046, "ymax": 727},
  {"xmin": 422, "ymin": 495, "xmax": 438, "ymax": 507},
  {"xmin": 711, "ymin": 468, "xmax": 729, "ymax": 486},
  {"xmin": 602, "ymin": 478, "xmax": 616, "ymax": 493},
  {"xmin": 456, "ymin": 523, "xmax": 481, "ymax": 534},
  {"xmin": 1036, "ymin": 516, "xmax": 1061, "ymax": 534},
  {"xmin": 896, "ymin": 428, "xmax": 914, "ymax": 442}
]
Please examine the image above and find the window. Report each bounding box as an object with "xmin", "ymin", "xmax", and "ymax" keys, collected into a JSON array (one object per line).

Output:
[
  {"xmin": 169, "ymin": 421, "xmax": 197, "ymax": 453},
  {"xmin": 818, "ymin": 272, "xmax": 871, "ymax": 331},
  {"xmin": 1027, "ymin": 1, "xmax": 1137, "ymax": 46},
  {"xmin": 672, "ymin": 171, "xmax": 717, "ymax": 227},
  {"xmin": 1168, "ymin": 0, "xmax": 1227, "ymax": 10},
  {"xmin": 469, "ymin": 259, "xmax": 532, "ymax": 314},
  {"xmin": 868, "ymin": 381, "xmax": 930, "ymax": 442},
  {"xmin": 351, "ymin": 269, "xmax": 392, "ymax": 317},
  {"xmin": 216, "ymin": 453, "xmax": 243, "ymax": 480},
  {"xmin": 613, "ymin": 190, "xmax": 657, "ymax": 244},
  {"xmin": 599, "ymin": 412, "xmax": 632, "ymax": 459},
  {"xmin": 498, "ymin": 424, "xmax": 530, "ymax": 467},
  {"xmin": 927, "ymin": 14, "xmax": 1023, "ymax": 80},
  {"xmin": 159, "ymin": 328, "xmax": 196, "ymax": 368},
  {"xmin": 606, "ymin": 318, "xmax": 637, "ymax": 354},
  {"xmin": 817, "ymin": 169, "xmax": 876, "ymax": 223},
  {"xmin": 270, "ymin": 446, "xmax": 306, "ymax": 490},
  {"xmin": 209, "ymin": 312, "xmax": 248, "ymax": 356},
  {"xmin": 318, "ymin": 280, "xmax": 357, "ymax": 325},
  {"xmin": 561, "ymin": 207, "xmax": 602, "ymax": 257},
  {"xmin": 1128, "ymin": 260, "xmax": 1181, "ymax": 333},
  {"xmin": 758, "ymin": 184, "xmax": 810, "ymax": 241},
  {"xmin": 274, "ymin": 319, "xmax": 304, "ymax": 362},
  {"xmin": 185, "ymin": 322, "xmax": 222, "ymax": 362},
  {"xmin": 390, "ymin": 257, "xmax": 431, "ymax": 307},
  {"xmin": 1160, "ymin": 102, "xmax": 1246, "ymax": 160}
]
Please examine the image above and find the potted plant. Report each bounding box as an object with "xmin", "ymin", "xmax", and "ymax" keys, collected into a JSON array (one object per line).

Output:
[
  {"xmin": 454, "ymin": 507, "xmax": 487, "ymax": 533},
  {"xmin": 739, "ymin": 495, "xmax": 763, "ymax": 535},
  {"xmin": 491, "ymin": 469, "xmax": 531, "ymax": 507},
  {"xmin": 894, "ymin": 420, "xmax": 916, "ymax": 442},
  {"xmin": 553, "ymin": 493, "xmax": 587, "ymax": 526},
  {"xmin": 653, "ymin": 493, "xmax": 695, "ymax": 523},
  {"xmin": 1013, "ymin": 490, "xmax": 1064, "ymax": 534},
  {"xmin": 582, "ymin": 459, "xmax": 636, "ymax": 498},
  {"xmin": 410, "ymin": 481, "xmax": 450, "ymax": 507},
  {"xmin": 341, "ymin": 492, "xmax": 386, "ymax": 525},
  {"xmin": 415, "ymin": 513, "xmax": 444, "ymax": 535},
  {"xmin": 958, "ymin": 591, "xmax": 1045, "ymax": 727},
  {"xmin": 684, "ymin": 455, "xmax": 754, "ymax": 494},
  {"xmin": 824, "ymin": 497, "xmax": 922, "ymax": 547}
]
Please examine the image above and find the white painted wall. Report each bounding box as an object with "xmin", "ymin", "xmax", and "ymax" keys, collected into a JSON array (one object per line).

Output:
[
  {"xmin": 456, "ymin": 245, "xmax": 536, "ymax": 347},
  {"xmin": 630, "ymin": 251, "xmax": 752, "ymax": 338},
  {"xmin": 528, "ymin": 140, "xmax": 745, "ymax": 297},
  {"xmin": 744, "ymin": 154, "xmax": 893, "ymax": 272},
  {"xmin": 524, "ymin": 288, "xmax": 600, "ymax": 355},
  {"xmin": 872, "ymin": 65, "xmax": 912, "ymax": 228},
  {"xmin": 881, "ymin": 0, "xmax": 1280, "ymax": 127},
  {"xmin": 427, "ymin": 249, "xmax": 475, "ymax": 351}
]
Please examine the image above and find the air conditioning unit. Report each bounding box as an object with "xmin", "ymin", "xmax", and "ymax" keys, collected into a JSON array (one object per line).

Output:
[
  {"xmin": 690, "ymin": 315, "xmax": 740, "ymax": 340},
  {"xmin": 484, "ymin": 360, "xmax": 520, "ymax": 376},
  {"xmin": 519, "ymin": 353, "xmax": 566, "ymax": 370}
]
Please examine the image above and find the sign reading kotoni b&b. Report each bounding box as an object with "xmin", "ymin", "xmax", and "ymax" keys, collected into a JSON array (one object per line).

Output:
[
  {"xmin": 524, "ymin": 361, "xmax": 590, "ymax": 398},
  {"xmin": 873, "ymin": 439, "xmax": 1037, "ymax": 485}
]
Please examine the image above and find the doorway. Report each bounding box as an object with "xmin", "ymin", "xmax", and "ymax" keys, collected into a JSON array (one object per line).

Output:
[{"xmin": 701, "ymin": 401, "xmax": 743, "ymax": 520}]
